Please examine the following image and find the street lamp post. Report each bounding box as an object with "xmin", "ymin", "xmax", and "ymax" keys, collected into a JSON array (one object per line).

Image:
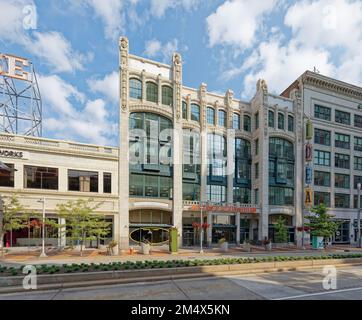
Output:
[
  {"xmin": 200, "ymin": 203, "xmax": 203, "ymax": 254},
  {"xmin": 357, "ymin": 183, "xmax": 361, "ymax": 248},
  {"xmin": 38, "ymin": 197, "xmax": 47, "ymax": 258}
]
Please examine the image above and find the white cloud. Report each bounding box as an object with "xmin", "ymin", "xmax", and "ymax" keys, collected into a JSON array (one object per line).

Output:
[
  {"xmin": 39, "ymin": 75, "xmax": 117, "ymax": 145},
  {"xmin": 150, "ymin": 0, "xmax": 200, "ymax": 18},
  {"xmin": 0, "ymin": 0, "xmax": 87, "ymax": 73},
  {"xmin": 206, "ymin": 0, "xmax": 279, "ymax": 49},
  {"xmin": 144, "ymin": 38, "xmax": 181, "ymax": 62},
  {"xmin": 88, "ymin": 71, "xmax": 119, "ymax": 103}
]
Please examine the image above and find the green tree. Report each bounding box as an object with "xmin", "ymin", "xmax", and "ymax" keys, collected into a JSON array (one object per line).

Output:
[
  {"xmin": 21, "ymin": 210, "xmax": 41, "ymax": 251},
  {"xmin": 305, "ymin": 203, "xmax": 339, "ymax": 238},
  {"xmin": 274, "ymin": 216, "xmax": 288, "ymax": 243},
  {"xmin": 56, "ymin": 199, "xmax": 110, "ymax": 256},
  {"xmin": 0, "ymin": 196, "xmax": 26, "ymax": 257}
]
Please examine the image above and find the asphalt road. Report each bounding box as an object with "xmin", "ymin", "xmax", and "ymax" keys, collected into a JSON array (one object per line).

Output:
[{"xmin": 1, "ymin": 265, "xmax": 362, "ymax": 300}]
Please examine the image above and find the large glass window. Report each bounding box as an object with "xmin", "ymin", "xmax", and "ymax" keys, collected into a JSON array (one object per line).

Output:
[
  {"xmin": 218, "ymin": 110, "xmax": 226, "ymax": 127},
  {"xmin": 24, "ymin": 166, "xmax": 58, "ymax": 190},
  {"xmin": 335, "ymin": 153, "xmax": 350, "ymax": 169},
  {"xmin": 233, "ymin": 113, "xmax": 240, "ymax": 130},
  {"xmin": 161, "ymin": 86, "xmax": 173, "ymax": 106},
  {"xmin": 314, "ymin": 104, "xmax": 331, "ymax": 121},
  {"xmin": 314, "ymin": 192, "xmax": 330, "ymax": 207},
  {"xmin": 0, "ymin": 163, "xmax": 14, "ymax": 187},
  {"xmin": 129, "ymin": 78, "xmax": 142, "ymax": 100},
  {"xmin": 269, "ymin": 137, "xmax": 294, "ymax": 160},
  {"xmin": 68, "ymin": 170, "xmax": 98, "ymax": 192},
  {"xmin": 208, "ymin": 134, "xmax": 227, "ymax": 179},
  {"xmin": 314, "ymin": 128, "xmax": 330, "ymax": 146},
  {"xmin": 183, "ymin": 182, "xmax": 200, "ymax": 201},
  {"xmin": 314, "ymin": 171, "xmax": 330, "ymax": 187},
  {"xmin": 355, "ymin": 156, "xmax": 362, "ymax": 171},
  {"xmin": 354, "ymin": 114, "xmax": 362, "ymax": 128},
  {"xmin": 191, "ymin": 104, "xmax": 200, "ymax": 122},
  {"xmin": 207, "ymin": 107, "xmax": 215, "ymax": 125},
  {"xmin": 268, "ymin": 110, "xmax": 274, "ymax": 128},
  {"xmin": 129, "ymin": 174, "xmax": 172, "ymax": 199},
  {"xmin": 183, "ymin": 129, "xmax": 200, "ymax": 200},
  {"xmin": 278, "ymin": 113, "xmax": 285, "ymax": 130},
  {"xmin": 354, "ymin": 176, "xmax": 362, "ymax": 189},
  {"xmin": 335, "ymin": 174, "xmax": 350, "ymax": 189},
  {"xmin": 288, "ymin": 115, "xmax": 294, "ymax": 132},
  {"xmin": 103, "ymin": 173, "xmax": 111, "ymax": 194},
  {"xmin": 335, "ymin": 110, "xmax": 350, "ymax": 125},
  {"xmin": 182, "ymin": 101, "xmax": 187, "ymax": 119},
  {"xmin": 233, "ymin": 187, "xmax": 251, "ymax": 204},
  {"xmin": 146, "ymin": 82, "xmax": 158, "ymax": 103},
  {"xmin": 207, "ymin": 185, "xmax": 226, "ymax": 203},
  {"xmin": 243, "ymin": 115, "xmax": 251, "ymax": 132},
  {"xmin": 234, "ymin": 138, "xmax": 251, "ymax": 185},
  {"xmin": 335, "ymin": 193, "xmax": 350, "ymax": 208},
  {"xmin": 354, "ymin": 136, "xmax": 362, "ymax": 152},
  {"xmin": 269, "ymin": 187, "xmax": 294, "ymax": 206},
  {"xmin": 314, "ymin": 150, "xmax": 331, "ymax": 166},
  {"xmin": 335, "ymin": 133, "xmax": 350, "ymax": 149}
]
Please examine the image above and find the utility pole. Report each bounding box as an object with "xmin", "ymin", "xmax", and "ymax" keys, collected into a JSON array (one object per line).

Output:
[{"xmin": 38, "ymin": 197, "xmax": 47, "ymax": 258}]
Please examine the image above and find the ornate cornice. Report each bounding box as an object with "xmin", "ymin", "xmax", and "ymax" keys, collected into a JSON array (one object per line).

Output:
[{"xmin": 129, "ymin": 104, "xmax": 173, "ymax": 120}]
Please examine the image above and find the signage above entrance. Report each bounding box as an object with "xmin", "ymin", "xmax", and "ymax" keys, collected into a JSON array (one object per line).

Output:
[
  {"xmin": 190, "ymin": 204, "xmax": 257, "ymax": 214},
  {"xmin": 0, "ymin": 149, "xmax": 24, "ymax": 158}
]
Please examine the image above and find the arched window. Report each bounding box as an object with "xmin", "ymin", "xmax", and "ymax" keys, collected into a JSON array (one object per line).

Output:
[
  {"xmin": 288, "ymin": 115, "xmax": 294, "ymax": 132},
  {"xmin": 207, "ymin": 107, "xmax": 215, "ymax": 125},
  {"xmin": 278, "ymin": 113, "xmax": 285, "ymax": 130},
  {"xmin": 161, "ymin": 85, "xmax": 173, "ymax": 106},
  {"xmin": 233, "ymin": 113, "xmax": 240, "ymax": 129},
  {"xmin": 182, "ymin": 101, "xmax": 187, "ymax": 119},
  {"xmin": 146, "ymin": 82, "xmax": 158, "ymax": 103},
  {"xmin": 269, "ymin": 137, "xmax": 295, "ymax": 206},
  {"xmin": 191, "ymin": 103, "xmax": 200, "ymax": 122},
  {"xmin": 268, "ymin": 110, "xmax": 275, "ymax": 128},
  {"xmin": 243, "ymin": 115, "xmax": 251, "ymax": 132},
  {"xmin": 218, "ymin": 110, "xmax": 226, "ymax": 127},
  {"xmin": 129, "ymin": 78, "xmax": 142, "ymax": 100}
]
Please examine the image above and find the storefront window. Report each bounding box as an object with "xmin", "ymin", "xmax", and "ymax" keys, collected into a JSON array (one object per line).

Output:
[
  {"xmin": 68, "ymin": 170, "xmax": 98, "ymax": 192},
  {"xmin": 0, "ymin": 163, "xmax": 14, "ymax": 187},
  {"xmin": 25, "ymin": 166, "xmax": 58, "ymax": 190}
]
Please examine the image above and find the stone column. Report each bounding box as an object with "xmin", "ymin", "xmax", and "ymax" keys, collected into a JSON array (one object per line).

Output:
[
  {"xmin": 58, "ymin": 217, "xmax": 66, "ymax": 247},
  {"xmin": 118, "ymin": 37, "xmax": 130, "ymax": 251},
  {"xmin": 14, "ymin": 162, "xmax": 23, "ymax": 189},
  {"xmin": 199, "ymin": 83, "xmax": 208, "ymax": 203},
  {"xmin": 172, "ymin": 53, "xmax": 184, "ymax": 247},
  {"xmin": 225, "ymin": 90, "xmax": 234, "ymax": 204}
]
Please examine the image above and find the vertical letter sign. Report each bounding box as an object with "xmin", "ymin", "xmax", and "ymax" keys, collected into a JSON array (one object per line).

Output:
[
  {"xmin": 305, "ymin": 187, "xmax": 313, "ymax": 207},
  {"xmin": 306, "ymin": 166, "xmax": 313, "ymax": 185},
  {"xmin": 306, "ymin": 119, "xmax": 313, "ymax": 140},
  {"xmin": 305, "ymin": 143, "xmax": 313, "ymax": 162}
]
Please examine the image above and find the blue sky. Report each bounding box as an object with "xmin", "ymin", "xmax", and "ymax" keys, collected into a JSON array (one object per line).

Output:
[{"xmin": 0, "ymin": 0, "xmax": 361, "ymax": 146}]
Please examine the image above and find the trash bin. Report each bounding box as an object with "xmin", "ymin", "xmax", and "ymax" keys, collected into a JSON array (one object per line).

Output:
[{"xmin": 169, "ymin": 227, "xmax": 178, "ymax": 254}]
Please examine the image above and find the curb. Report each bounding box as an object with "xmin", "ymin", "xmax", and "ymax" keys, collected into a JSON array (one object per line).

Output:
[{"xmin": 1, "ymin": 258, "xmax": 361, "ymax": 294}]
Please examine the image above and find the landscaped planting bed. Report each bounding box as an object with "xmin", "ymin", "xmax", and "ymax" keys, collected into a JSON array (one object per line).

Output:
[{"xmin": 1, "ymin": 254, "xmax": 362, "ymax": 277}]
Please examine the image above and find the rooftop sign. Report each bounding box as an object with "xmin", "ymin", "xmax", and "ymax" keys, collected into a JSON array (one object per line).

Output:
[{"xmin": 0, "ymin": 54, "xmax": 31, "ymax": 82}]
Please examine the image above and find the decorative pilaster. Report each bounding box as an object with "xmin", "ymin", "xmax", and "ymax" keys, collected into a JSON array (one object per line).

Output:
[
  {"xmin": 199, "ymin": 83, "xmax": 208, "ymax": 203},
  {"xmin": 118, "ymin": 36, "xmax": 130, "ymax": 250},
  {"xmin": 225, "ymin": 89, "xmax": 234, "ymax": 204}
]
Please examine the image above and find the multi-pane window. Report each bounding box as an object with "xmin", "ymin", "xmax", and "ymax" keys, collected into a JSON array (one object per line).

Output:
[
  {"xmin": 207, "ymin": 185, "xmax": 226, "ymax": 203},
  {"xmin": 335, "ymin": 133, "xmax": 350, "ymax": 149},
  {"xmin": 243, "ymin": 115, "xmax": 251, "ymax": 132},
  {"xmin": 355, "ymin": 156, "xmax": 362, "ymax": 171},
  {"xmin": 233, "ymin": 187, "xmax": 251, "ymax": 204},
  {"xmin": 269, "ymin": 187, "xmax": 294, "ymax": 205},
  {"xmin": 207, "ymin": 107, "xmax": 215, "ymax": 125},
  {"xmin": 24, "ymin": 166, "xmax": 58, "ymax": 190},
  {"xmin": 354, "ymin": 176, "xmax": 362, "ymax": 189},
  {"xmin": 335, "ymin": 110, "xmax": 350, "ymax": 125},
  {"xmin": 161, "ymin": 86, "xmax": 173, "ymax": 106},
  {"xmin": 218, "ymin": 110, "xmax": 227, "ymax": 127},
  {"xmin": 234, "ymin": 138, "xmax": 251, "ymax": 184},
  {"xmin": 288, "ymin": 115, "xmax": 294, "ymax": 132},
  {"xmin": 129, "ymin": 78, "xmax": 142, "ymax": 99},
  {"xmin": 182, "ymin": 101, "xmax": 187, "ymax": 119},
  {"xmin": 314, "ymin": 192, "xmax": 331, "ymax": 207},
  {"xmin": 314, "ymin": 105, "xmax": 331, "ymax": 121},
  {"xmin": 314, "ymin": 150, "xmax": 331, "ymax": 166},
  {"xmin": 355, "ymin": 136, "xmax": 362, "ymax": 152},
  {"xmin": 146, "ymin": 82, "xmax": 158, "ymax": 103},
  {"xmin": 191, "ymin": 104, "xmax": 200, "ymax": 122},
  {"xmin": 314, "ymin": 128, "xmax": 331, "ymax": 146},
  {"xmin": 183, "ymin": 182, "xmax": 200, "ymax": 201},
  {"xmin": 233, "ymin": 113, "xmax": 240, "ymax": 129},
  {"xmin": 335, "ymin": 174, "xmax": 350, "ymax": 189},
  {"xmin": 354, "ymin": 115, "xmax": 362, "ymax": 128},
  {"xmin": 278, "ymin": 113, "xmax": 285, "ymax": 130},
  {"xmin": 335, "ymin": 153, "xmax": 350, "ymax": 169},
  {"xmin": 0, "ymin": 163, "xmax": 14, "ymax": 187},
  {"xmin": 68, "ymin": 170, "xmax": 98, "ymax": 192},
  {"xmin": 103, "ymin": 173, "xmax": 112, "ymax": 194},
  {"xmin": 314, "ymin": 171, "xmax": 330, "ymax": 187},
  {"xmin": 208, "ymin": 134, "xmax": 227, "ymax": 180},
  {"xmin": 335, "ymin": 193, "xmax": 350, "ymax": 208},
  {"xmin": 255, "ymin": 112, "xmax": 259, "ymax": 129},
  {"xmin": 130, "ymin": 174, "xmax": 172, "ymax": 198},
  {"xmin": 268, "ymin": 110, "xmax": 274, "ymax": 128}
]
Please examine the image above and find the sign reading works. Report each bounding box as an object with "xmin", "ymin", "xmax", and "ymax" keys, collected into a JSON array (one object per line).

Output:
[
  {"xmin": 190, "ymin": 204, "xmax": 257, "ymax": 214},
  {"xmin": 0, "ymin": 149, "xmax": 24, "ymax": 158}
]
